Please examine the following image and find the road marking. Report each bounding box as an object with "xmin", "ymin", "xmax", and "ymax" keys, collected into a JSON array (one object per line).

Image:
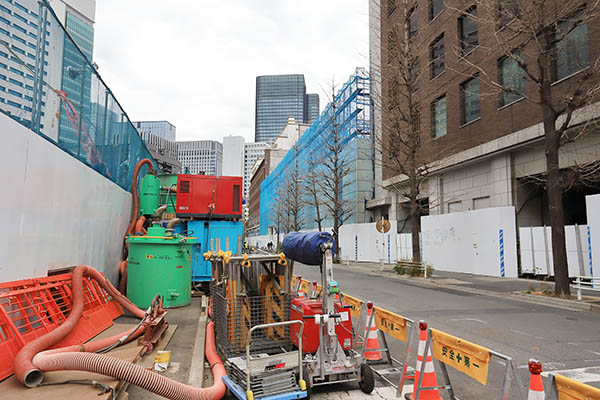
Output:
[
  {"xmin": 510, "ymin": 329, "xmax": 533, "ymax": 336},
  {"xmin": 311, "ymin": 386, "xmax": 400, "ymax": 399},
  {"xmin": 585, "ymin": 349, "xmax": 600, "ymax": 356},
  {"xmin": 449, "ymin": 318, "xmax": 489, "ymax": 324},
  {"xmin": 541, "ymin": 366, "xmax": 600, "ymax": 383}
]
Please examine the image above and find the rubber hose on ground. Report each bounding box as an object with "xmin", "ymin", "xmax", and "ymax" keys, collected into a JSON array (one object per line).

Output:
[
  {"xmin": 31, "ymin": 321, "xmax": 226, "ymax": 400},
  {"xmin": 14, "ymin": 265, "xmax": 145, "ymax": 385}
]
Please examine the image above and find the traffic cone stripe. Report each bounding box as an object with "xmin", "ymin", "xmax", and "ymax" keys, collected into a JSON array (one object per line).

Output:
[
  {"xmin": 409, "ymin": 321, "xmax": 441, "ymax": 400},
  {"xmin": 528, "ymin": 359, "xmax": 544, "ymax": 400},
  {"xmin": 363, "ymin": 307, "xmax": 383, "ymax": 361}
]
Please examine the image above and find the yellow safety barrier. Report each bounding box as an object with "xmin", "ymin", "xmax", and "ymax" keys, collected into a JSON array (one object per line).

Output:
[
  {"xmin": 373, "ymin": 306, "xmax": 408, "ymax": 343},
  {"xmin": 343, "ymin": 294, "xmax": 363, "ymax": 319},
  {"xmin": 548, "ymin": 373, "xmax": 600, "ymax": 400},
  {"xmin": 430, "ymin": 328, "xmax": 491, "ymax": 385},
  {"xmin": 412, "ymin": 327, "xmax": 525, "ymax": 400}
]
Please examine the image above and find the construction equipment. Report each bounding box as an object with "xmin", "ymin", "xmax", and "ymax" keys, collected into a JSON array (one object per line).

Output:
[
  {"xmin": 176, "ymin": 174, "xmax": 243, "ymax": 219},
  {"xmin": 283, "ymin": 232, "xmax": 374, "ymax": 396},
  {"xmin": 210, "ymin": 252, "xmax": 308, "ymax": 399}
]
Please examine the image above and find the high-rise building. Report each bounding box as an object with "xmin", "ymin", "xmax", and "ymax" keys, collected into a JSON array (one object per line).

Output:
[
  {"xmin": 222, "ymin": 135, "xmax": 245, "ymax": 177},
  {"xmin": 255, "ymin": 74, "xmax": 319, "ymax": 144},
  {"xmin": 0, "ymin": 0, "xmax": 95, "ymax": 139},
  {"xmin": 177, "ymin": 140, "xmax": 223, "ymax": 176},
  {"xmin": 244, "ymin": 141, "xmax": 268, "ymax": 199},
  {"xmin": 305, "ymin": 93, "xmax": 320, "ymax": 124},
  {"xmin": 53, "ymin": 0, "xmax": 96, "ymax": 155},
  {"xmin": 134, "ymin": 120, "xmax": 176, "ymax": 142}
]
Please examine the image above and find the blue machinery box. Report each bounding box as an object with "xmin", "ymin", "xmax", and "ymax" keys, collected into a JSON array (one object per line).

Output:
[{"xmin": 188, "ymin": 220, "xmax": 244, "ymax": 282}]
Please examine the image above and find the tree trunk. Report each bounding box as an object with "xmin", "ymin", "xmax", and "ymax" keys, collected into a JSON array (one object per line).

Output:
[
  {"xmin": 542, "ymin": 109, "xmax": 570, "ymax": 297},
  {"xmin": 410, "ymin": 200, "xmax": 421, "ymax": 263}
]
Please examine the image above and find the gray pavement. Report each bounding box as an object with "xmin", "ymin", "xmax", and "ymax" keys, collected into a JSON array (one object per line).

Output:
[{"xmin": 294, "ymin": 261, "xmax": 600, "ymax": 399}]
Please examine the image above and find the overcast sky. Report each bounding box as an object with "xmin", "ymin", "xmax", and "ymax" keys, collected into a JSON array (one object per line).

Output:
[{"xmin": 93, "ymin": 1, "xmax": 369, "ymax": 143}]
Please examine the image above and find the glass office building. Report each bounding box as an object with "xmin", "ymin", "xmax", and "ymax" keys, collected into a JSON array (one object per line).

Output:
[
  {"xmin": 57, "ymin": 10, "xmax": 94, "ymax": 157},
  {"xmin": 255, "ymin": 74, "xmax": 319, "ymax": 144},
  {"xmin": 134, "ymin": 120, "xmax": 176, "ymax": 142}
]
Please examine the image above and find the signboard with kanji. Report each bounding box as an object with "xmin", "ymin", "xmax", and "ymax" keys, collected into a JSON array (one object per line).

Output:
[
  {"xmin": 555, "ymin": 374, "xmax": 600, "ymax": 400},
  {"xmin": 373, "ymin": 306, "xmax": 408, "ymax": 342},
  {"xmin": 343, "ymin": 294, "xmax": 363, "ymax": 319},
  {"xmin": 300, "ymin": 279, "xmax": 310, "ymax": 294},
  {"xmin": 430, "ymin": 328, "xmax": 491, "ymax": 385}
]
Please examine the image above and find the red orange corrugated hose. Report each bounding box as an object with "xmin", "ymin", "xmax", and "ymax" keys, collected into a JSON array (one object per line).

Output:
[
  {"xmin": 13, "ymin": 265, "xmax": 227, "ymax": 400},
  {"xmin": 119, "ymin": 159, "xmax": 153, "ymax": 295}
]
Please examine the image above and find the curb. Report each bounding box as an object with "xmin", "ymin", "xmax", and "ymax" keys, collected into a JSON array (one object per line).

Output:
[{"xmin": 338, "ymin": 264, "xmax": 600, "ymax": 314}]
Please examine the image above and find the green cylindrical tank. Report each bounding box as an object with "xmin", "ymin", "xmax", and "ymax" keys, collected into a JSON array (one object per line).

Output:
[
  {"xmin": 139, "ymin": 174, "xmax": 159, "ymax": 216},
  {"xmin": 126, "ymin": 224, "xmax": 195, "ymax": 308}
]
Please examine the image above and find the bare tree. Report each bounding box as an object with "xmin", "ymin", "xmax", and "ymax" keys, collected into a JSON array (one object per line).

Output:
[
  {"xmin": 380, "ymin": 0, "xmax": 429, "ymax": 263},
  {"xmin": 455, "ymin": 0, "xmax": 600, "ymax": 296},
  {"xmin": 303, "ymin": 154, "xmax": 326, "ymax": 232},
  {"xmin": 318, "ymin": 81, "xmax": 355, "ymax": 257},
  {"xmin": 284, "ymin": 144, "xmax": 305, "ymax": 232}
]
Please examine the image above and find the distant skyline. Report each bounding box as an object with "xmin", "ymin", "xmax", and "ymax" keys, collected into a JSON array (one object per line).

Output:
[{"xmin": 94, "ymin": 1, "xmax": 368, "ymax": 143}]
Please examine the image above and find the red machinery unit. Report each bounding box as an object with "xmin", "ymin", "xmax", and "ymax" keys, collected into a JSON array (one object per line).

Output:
[
  {"xmin": 176, "ymin": 174, "xmax": 243, "ymax": 219},
  {"xmin": 289, "ymin": 297, "xmax": 353, "ymax": 354}
]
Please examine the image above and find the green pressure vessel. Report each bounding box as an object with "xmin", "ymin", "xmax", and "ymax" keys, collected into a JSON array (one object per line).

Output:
[
  {"xmin": 126, "ymin": 225, "xmax": 195, "ymax": 308},
  {"xmin": 139, "ymin": 174, "xmax": 159, "ymax": 216}
]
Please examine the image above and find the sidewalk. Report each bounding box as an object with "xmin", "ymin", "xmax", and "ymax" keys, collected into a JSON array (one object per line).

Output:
[{"xmin": 337, "ymin": 261, "xmax": 600, "ymax": 313}]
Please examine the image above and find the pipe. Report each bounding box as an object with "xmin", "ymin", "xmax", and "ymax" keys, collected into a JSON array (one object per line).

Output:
[
  {"xmin": 166, "ymin": 218, "xmax": 181, "ymax": 230},
  {"xmin": 118, "ymin": 260, "xmax": 128, "ymax": 295},
  {"xmin": 153, "ymin": 205, "xmax": 168, "ymax": 218},
  {"xmin": 29, "ymin": 321, "xmax": 226, "ymax": 400},
  {"xmin": 134, "ymin": 216, "xmax": 147, "ymax": 235},
  {"xmin": 14, "ymin": 265, "xmax": 145, "ymax": 386},
  {"xmin": 126, "ymin": 158, "xmax": 154, "ymax": 237},
  {"xmin": 14, "ymin": 266, "xmax": 227, "ymax": 399}
]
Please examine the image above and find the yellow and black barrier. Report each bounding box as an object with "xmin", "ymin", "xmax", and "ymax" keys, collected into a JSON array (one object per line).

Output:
[
  {"xmin": 547, "ymin": 373, "xmax": 600, "ymax": 400},
  {"xmin": 412, "ymin": 327, "xmax": 526, "ymax": 400}
]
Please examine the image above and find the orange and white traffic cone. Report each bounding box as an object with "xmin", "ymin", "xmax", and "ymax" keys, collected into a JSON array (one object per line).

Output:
[
  {"xmin": 296, "ymin": 276, "xmax": 305, "ymax": 298},
  {"xmin": 407, "ymin": 321, "xmax": 441, "ymax": 400},
  {"xmin": 527, "ymin": 359, "xmax": 544, "ymax": 400},
  {"xmin": 363, "ymin": 301, "xmax": 383, "ymax": 363}
]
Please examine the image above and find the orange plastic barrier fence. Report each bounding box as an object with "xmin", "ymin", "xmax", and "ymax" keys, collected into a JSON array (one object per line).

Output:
[{"xmin": 0, "ymin": 272, "xmax": 123, "ymax": 380}]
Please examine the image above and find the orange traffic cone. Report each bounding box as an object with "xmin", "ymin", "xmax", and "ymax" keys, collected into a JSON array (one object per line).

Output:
[
  {"xmin": 296, "ymin": 276, "xmax": 305, "ymax": 298},
  {"xmin": 527, "ymin": 359, "xmax": 544, "ymax": 400},
  {"xmin": 407, "ymin": 321, "xmax": 441, "ymax": 400},
  {"xmin": 363, "ymin": 302, "xmax": 383, "ymax": 362}
]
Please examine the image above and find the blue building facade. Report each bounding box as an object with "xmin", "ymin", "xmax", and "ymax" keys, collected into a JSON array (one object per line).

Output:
[
  {"xmin": 57, "ymin": 9, "xmax": 94, "ymax": 156},
  {"xmin": 259, "ymin": 68, "xmax": 372, "ymax": 235}
]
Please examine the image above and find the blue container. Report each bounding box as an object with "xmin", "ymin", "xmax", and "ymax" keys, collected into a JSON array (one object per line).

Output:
[{"xmin": 188, "ymin": 220, "xmax": 244, "ymax": 282}]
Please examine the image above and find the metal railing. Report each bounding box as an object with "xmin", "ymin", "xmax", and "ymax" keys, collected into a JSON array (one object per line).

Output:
[{"xmin": 574, "ymin": 276, "xmax": 600, "ymax": 300}]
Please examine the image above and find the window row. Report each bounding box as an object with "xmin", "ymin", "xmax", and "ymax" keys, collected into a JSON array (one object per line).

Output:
[{"xmin": 397, "ymin": 4, "xmax": 589, "ymax": 84}]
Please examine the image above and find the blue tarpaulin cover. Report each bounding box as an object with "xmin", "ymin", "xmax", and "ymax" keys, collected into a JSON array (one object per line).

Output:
[{"xmin": 282, "ymin": 232, "xmax": 334, "ymax": 265}]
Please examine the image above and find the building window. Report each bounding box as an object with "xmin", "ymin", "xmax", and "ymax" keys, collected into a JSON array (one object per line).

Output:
[
  {"xmin": 497, "ymin": 0, "xmax": 520, "ymax": 29},
  {"xmin": 554, "ymin": 10, "xmax": 589, "ymax": 82},
  {"xmin": 499, "ymin": 53, "xmax": 525, "ymax": 106},
  {"xmin": 460, "ymin": 75, "xmax": 480, "ymax": 125},
  {"xmin": 430, "ymin": 34, "xmax": 445, "ymax": 78},
  {"xmin": 409, "ymin": 5, "xmax": 418, "ymax": 38},
  {"xmin": 430, "ymin": 0, "xmax": 444, "ymax": 20},
  {"xmin": 459, "ymin": 6, "xmax": 478, "ymax": 55},
  {"xmin": 410, "ymin": 59, "xmax": 420, "ymax": 92},
  {"xmin": 431, "ymin": 95, "xmax": 447, "ymax": 138}
]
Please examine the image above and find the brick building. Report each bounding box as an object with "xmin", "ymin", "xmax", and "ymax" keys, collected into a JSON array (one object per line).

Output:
[{"xmin": 373, "ymin": 0, "xmax": 600, "ymax": 229}]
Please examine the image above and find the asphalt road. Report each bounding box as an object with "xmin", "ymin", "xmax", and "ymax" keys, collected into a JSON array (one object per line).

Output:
[{"xmin": 295, "ymin": 263, "xmax": 600, "ymax": 399}]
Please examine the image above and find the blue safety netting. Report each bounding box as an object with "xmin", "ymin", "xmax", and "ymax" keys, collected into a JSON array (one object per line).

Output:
[{"xmin": 0, "ymin": 0, "xmax": 157, "ymax": 191}]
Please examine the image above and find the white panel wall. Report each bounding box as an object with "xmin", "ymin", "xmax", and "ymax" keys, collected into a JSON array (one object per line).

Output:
[
  {"xmin": 421, "ymin": 207, "xmax": 518, "ymax": 277},
  {"xmin": 0, "ymin": 115, "xmax": 131, "ymax": 284},
  {"xmin": 519, "ymin": 226, "xmax": 591, "ymax": 277},
  {"xmin": 586, "ymin": 194, "xmax": 600, "ymax": 277},
  {"xmin": 339, "ymin": 221, "xmax": 398, "ymax": 263}
]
